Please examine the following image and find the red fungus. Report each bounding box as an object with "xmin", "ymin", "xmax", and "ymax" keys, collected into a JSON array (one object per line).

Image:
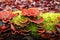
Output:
[
  {"xmin": 30, "ymin": 17, "xmax": 44, "ymax": 24},
  {"xmin": 21, "ymin": 8, "xmax": 40, "ymax": 17}
]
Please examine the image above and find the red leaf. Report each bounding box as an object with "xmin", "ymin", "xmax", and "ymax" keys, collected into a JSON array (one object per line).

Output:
[
  {"xmin": 0, "ymin": 26, "xmax": 6, "ymax": 30},
  {"xmin": 34, "ymin": 0, "xmax": 39, "ymax": 2},
  {"xmin": 11, "ymin": 24, "xmax": 16, "ymax": 31},
  {"xmin": 38, "ymin": 29, "xmax": 45, "ymax": 33},
  {"xmin": 55, "ymin": 24, "xmax": 60, "ymax": 28},
  {"xmin": 58, "ymin": 16, "xmax": 60, "ymax": 21},
  {"xmin": 41, "ymin": 34, "xmax": 50, "ymax": 38}
]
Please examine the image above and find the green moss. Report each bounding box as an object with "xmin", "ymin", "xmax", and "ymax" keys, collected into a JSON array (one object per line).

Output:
[
  {"xmin": 27, "ymin": 23, "xmax": 37, "ymax": 32},
  {"xmin": 12, "ymin": 14, "xmax": 28, "ymax": 25},
  {"xmin": 26, "ymin": 23, "xmax": 38, "ymax": 36},
  {"xmin": 39, "ymin": 12, "xmax": 60, "ymax": 31},
  {"xmin": 44, "ymin": 23, "xmax": 56, "ymax": 31}
]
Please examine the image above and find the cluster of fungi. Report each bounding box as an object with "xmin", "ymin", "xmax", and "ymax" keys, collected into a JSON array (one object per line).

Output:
[{"xmin": 0, "ymin": 0, "xmax": 60, "ymax": 40}]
